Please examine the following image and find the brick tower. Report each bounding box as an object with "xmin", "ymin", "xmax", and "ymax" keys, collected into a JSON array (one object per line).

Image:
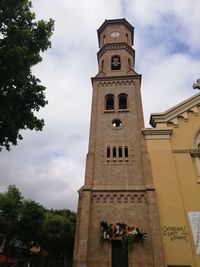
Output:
[{"xmin": 73, "ymin": 19, "xmax": 165, "ymax": 267}]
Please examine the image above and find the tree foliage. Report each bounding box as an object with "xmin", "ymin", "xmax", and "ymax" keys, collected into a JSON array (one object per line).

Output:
[
  {"xmin": 0, "ymin": 0, "xmax": 54, "ymax": 151},
  {"xmin": 0, "ymin": 185, "xmax": 23, "ymax": 239},
  {"xmin": 0, "ymin": 186, "xmax": 76, "ymax": 264},
  {"xmin": 18, "ymin": 199, "xmax": 45, "ymax": 245},
  {"xmin": 42, "ymin": 209, "xmax": 76, "ymax": 260}
]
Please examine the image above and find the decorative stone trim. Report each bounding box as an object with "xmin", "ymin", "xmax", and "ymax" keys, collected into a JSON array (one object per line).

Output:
[
  {"xmin": 103, "ymin": 161, "xmax": 133, "ymax": 165},
  {"xmin": 91, "ymin": 192, "xmax": 147, "ymax": 204},
  {"xmin": 142, "ymin": 128, "xmax": 172, "ymax": 140},
  {"xmin": 98, "ymin": 80, "xmax": 134, "ymax": 87},
  {"xmin": 97, "ymin": 42, "xmax": 135, "ymax": 59},
  {"xmin": 172, "ymin": 149, "xmax": 200, "ymax": 155},
  {"xmin": 92, "ymin": 74, "xmax": 141, "ymax": 84}
]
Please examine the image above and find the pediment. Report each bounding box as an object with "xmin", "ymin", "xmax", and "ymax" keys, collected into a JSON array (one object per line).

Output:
[{"xmin": 150, "ymin": 92, "xmax": 200, "ymax": 128}]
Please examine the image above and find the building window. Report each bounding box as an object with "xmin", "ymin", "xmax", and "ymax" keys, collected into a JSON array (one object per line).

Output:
[
  {"xmin": 124, "ymin": 146, "xmax": 128, "ymax": 158},
  {"xmin": 111, "ymin": 55, "xmax": 121, "ymax": 70},
  {"xmin": 113, "ymin": 147, "xmax": 117, "ymax": 158},
  {"xmin": 106, "ymin": 146, "xmax": 129, "ymax": 161},
  {"xmin": 105, "ymin": 94, "xmax": 114, "ymax": 110},
  {"xmin": 119, "ymin": 94, "xmax": 128, "ymax": 109},
  {"xmin": 107, "ymin": 147, "xmax": 110, "ymax": 158},
  {"xmin": 119, "ymin": 147, "xmax": 122, "ymax": 158},
  {"xmin": 112, "ymin": 119, "xmax": 122, "ymax": 128}
]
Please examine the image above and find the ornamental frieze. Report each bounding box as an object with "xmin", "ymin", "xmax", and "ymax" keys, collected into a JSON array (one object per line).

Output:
[
  {"xmin": 98, "ymin": 80, "xmax": 134, "ymax": 87},
  {"xmin": 91, "ymin": 192, "xmax": 147, "ymax": 204},
  {"xmin": 173, "ymin": 149, "xmax": 200, "ymax": 157}
]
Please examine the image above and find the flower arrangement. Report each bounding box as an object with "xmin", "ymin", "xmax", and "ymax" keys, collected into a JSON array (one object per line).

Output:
[{"xmin": 100, "ymin": 221, "xmax": 147, "ymax": 249}]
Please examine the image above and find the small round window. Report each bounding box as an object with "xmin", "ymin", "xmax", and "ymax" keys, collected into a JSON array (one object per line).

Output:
[{"xmin": 112, "ymin": 119, "xmax": 122, "ymax": 128}]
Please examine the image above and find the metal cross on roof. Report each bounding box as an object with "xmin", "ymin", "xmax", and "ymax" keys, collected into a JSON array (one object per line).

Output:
[{"xmin": 193, "ymin": 79, "xmax": 200, "ymax": 90}]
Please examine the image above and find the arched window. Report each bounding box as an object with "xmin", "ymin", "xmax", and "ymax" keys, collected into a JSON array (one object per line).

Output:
[
  {"xmin": 119, "ymin": 94, "xmax": 128, "ymax": 109},
  {"xmin": 111, "ymin": 55, "xmax": 121, "ymax": 70},
  {"xmin": 105, "ymin": 94, "xmax": 114, "ymax": 110}
]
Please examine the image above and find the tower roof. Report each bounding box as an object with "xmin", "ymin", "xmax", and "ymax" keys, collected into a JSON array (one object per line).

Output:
[{"xmin": 97, "ymin": 18, "xmax": 134, "ymax": 46}]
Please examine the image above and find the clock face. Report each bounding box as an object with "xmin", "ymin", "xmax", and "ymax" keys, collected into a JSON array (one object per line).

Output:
[{"xmin": 111, "ymin": 31, "xmax": 120, "ymax": 38}]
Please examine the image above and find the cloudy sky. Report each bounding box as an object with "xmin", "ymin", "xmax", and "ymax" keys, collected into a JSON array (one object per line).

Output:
[{"xmin": 1, "ymin": 0, "xmax": 200, "ymax": 211}]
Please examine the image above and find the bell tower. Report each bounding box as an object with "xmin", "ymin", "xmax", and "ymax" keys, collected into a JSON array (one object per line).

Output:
[
  {"xmin": 73, "ymin": 19, "xmax": 165, "ymax": 267},
  {"xmin": 97, "ymin": 19, "xmax": 135, "ymax": 77}
]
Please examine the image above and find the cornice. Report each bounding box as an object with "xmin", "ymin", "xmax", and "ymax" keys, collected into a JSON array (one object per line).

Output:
[
  {"xmin": 90, "ymin": 185, "xmax": 155, "ymax": 191},
  {"xmin": 150, "ymin": 92, "xmax": 200, "ymax": 128},
  {"xmin": 142, "ymin": 128, "xmax": 173, "ymax": 140},
  {"xmin": 91, "ymin": 74, "xmax": 141, "ymax": 85},
  {"xmin": 97, "ymin": 42, "xmax": 135, "ymax": 59}
]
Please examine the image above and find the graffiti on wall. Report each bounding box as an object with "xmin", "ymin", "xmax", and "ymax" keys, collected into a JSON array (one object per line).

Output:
[{"xmin": 162, "ymin": 225, "xmax": 188, "ymax": 242}]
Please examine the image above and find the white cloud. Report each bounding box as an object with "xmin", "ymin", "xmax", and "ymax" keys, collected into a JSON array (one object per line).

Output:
[{"xmin": 141, "ymin": 53, "xmax": 200, "ymax": 124}]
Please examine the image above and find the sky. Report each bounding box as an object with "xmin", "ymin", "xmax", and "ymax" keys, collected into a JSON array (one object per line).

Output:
[{"xmin": 1, "ymin": 0, "xmax": 200, "ymax": 211}]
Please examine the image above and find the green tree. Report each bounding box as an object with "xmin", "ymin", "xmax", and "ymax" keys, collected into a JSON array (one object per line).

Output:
[
  {"xmin": 0, "ymin": 185, "xmax": 23, "ymax": 256},
  {"xmin": 0, "ymin": 185, "xmax": 23, "ymax": 239},
  {"xmin": 19, "ymin": 199, "xmax": 45, "ymax": 245},
  {"xmin": 0, "ymin": 0, "xmax": 54, "ymax": 151},
  {"xmin": 42, "ymin": 209, "xmax": 76, "ymax": 264},
  {"xmin": 0, "ymin": 186, "xmax": 76, "ymax": 265}
]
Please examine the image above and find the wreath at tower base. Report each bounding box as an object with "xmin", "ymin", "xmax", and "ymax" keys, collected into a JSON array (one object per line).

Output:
[{"xmin": 100, "ymin": 221, "xmax": 147, "ymax": 250}]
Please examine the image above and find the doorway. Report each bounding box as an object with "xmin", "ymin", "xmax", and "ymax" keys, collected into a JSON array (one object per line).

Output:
[{"xmin": 112, "ymin": 240, "xmax": 128, "ymax": 267}]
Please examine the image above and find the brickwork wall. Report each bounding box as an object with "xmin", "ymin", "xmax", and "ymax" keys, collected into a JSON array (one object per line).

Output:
[
  {"xmin": 87, "ymin": 192, "xmax": 153, "ymax": 267},
  {"xmin": 92, "ymin": 79, "xmax": 146, "ymax": 188},
  {"xmin": 73, "ymin": 19, "xmax": 165, "ymax": 267}
]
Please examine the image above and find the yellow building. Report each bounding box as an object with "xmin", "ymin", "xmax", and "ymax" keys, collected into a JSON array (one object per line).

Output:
[{"xmin": 143, "ymin": 89, "xmax": 200, "ymax": 267}]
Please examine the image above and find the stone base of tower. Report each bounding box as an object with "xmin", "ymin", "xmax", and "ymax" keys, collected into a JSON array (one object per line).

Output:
[{"xmin": 73, "ymin": 187, "xmax": 165, "ymax": 267}]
